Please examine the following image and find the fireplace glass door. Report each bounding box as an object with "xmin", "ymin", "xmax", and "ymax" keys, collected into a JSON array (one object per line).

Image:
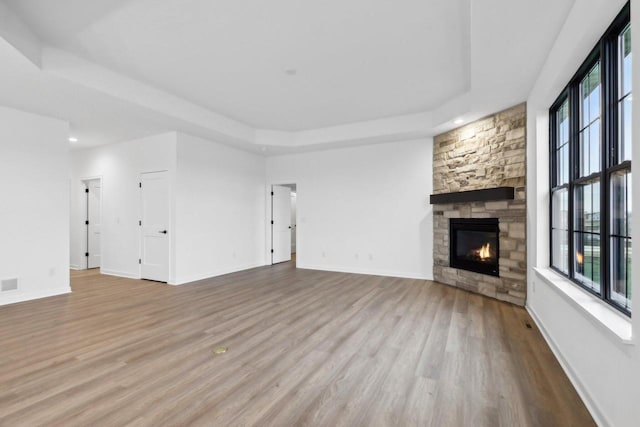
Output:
[{"xmin": 450, "ymin": 218, "xmax": 499, "ymax": 276}]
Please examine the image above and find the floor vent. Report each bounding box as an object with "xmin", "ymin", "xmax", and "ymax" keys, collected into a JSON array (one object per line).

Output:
[{"xmin": 1, "ymin": 278, "xmax": 18, "ymax": 292}]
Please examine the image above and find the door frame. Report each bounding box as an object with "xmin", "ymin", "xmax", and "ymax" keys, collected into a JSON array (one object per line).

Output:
[
  {"xmin": 80, "ymin": 176, "xmax": 102, "ymax": 271},
  {"xmin": 266, "ymin": 181, "xmax": 299, "ymax": 266}
]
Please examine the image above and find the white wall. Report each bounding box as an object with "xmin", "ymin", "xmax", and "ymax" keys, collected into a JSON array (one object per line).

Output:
[
  {"xmin": 266, "ymin": 139, "xmax": 433, "ymax": 280},
  {"xmin": 0, "ymin": 106, "xmax": 70, "ymax": 305},
  {"xmin": 174, "ymin": 133, "xmax": 266, "ymax": 284},
  {"xmin": 526, "ymin": 1, "xmax": 639, "ymax": 426},
  {"xmin": 70, "ymin": 133, "xmax": 177, "ymax": 280}
]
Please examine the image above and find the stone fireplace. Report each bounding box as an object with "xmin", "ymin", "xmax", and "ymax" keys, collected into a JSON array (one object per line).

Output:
[{"xmin": 431, "ymin": 104, "xmax": 526, "ymax": 306}]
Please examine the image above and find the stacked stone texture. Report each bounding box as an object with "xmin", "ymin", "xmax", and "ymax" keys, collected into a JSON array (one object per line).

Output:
[{"xmin": 432, "ymin": 103, "xmax": 526, "ymax": 306}]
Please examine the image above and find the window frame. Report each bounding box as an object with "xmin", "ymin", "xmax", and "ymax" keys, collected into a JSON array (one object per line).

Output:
[{"xmin": 549, "ymin": 3, "xmax": 631, "ymax": 316}]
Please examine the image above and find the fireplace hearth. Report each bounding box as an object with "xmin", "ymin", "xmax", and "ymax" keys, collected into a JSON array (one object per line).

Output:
[{"xmin": 450, "ymin": 218, "xmax": 499, "ymax": 276}]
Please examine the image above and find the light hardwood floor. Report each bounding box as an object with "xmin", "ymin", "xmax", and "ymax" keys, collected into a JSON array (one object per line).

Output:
[{"xmin": 0, "ymin": 263, "xmax": 593, "ymax": 426}]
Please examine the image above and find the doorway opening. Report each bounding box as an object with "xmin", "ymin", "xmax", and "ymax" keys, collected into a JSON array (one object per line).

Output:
[
  {"xmin": 271, "ymin": 183, "xmax": 297, "ymax": 265},
  {"xmin": 82, "ymin": 178, "xmax": 102, "ymax": 269}
]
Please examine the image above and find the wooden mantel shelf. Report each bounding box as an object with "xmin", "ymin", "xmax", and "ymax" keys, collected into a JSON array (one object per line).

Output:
[{"xmin": 429, "ymin": 187, "xmax": 515, "ymax": 205}]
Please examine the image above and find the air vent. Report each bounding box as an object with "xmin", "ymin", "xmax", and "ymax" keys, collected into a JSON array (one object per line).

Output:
[{"xmin": 1, "ymin": 278, "xmax": 18, "ymax": 292}]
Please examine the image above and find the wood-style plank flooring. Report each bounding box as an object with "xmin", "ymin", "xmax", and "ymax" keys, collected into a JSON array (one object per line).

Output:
[{"xmin": 0, "ymin": 263, "xmax": 594, "ymax": 426}]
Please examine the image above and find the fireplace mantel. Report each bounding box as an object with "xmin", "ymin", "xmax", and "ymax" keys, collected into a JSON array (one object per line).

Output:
[{"xmin": 429, "ymin": 187, "xmax": 515, "ymax": 205}]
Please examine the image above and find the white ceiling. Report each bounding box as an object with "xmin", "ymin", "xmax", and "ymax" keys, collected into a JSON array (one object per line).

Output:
[
  {"xmin": 0, "ymin": 42, "xmax": 153, "ymax": 143},
  {"xmin": 0, "ymin": 0, "xmax": 576, "ymax": 151}
]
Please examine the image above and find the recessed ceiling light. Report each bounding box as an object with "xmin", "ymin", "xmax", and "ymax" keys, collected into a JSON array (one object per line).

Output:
[
  {"xmin": 68, "ymin": 137, "xmax": 78, "ymax": 142},
  {"xmin": 453, "ymin": 118, "xmax": 464, "ymax": 125}
]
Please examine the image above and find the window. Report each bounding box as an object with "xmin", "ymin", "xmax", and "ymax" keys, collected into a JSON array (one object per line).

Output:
[
  {"xmin": 550, "ymin": 3, "xmax": 632, "ymax": 315},
  {"xmin": 552, "ymin": 100, "xmax": 570, "ymax": 275}
]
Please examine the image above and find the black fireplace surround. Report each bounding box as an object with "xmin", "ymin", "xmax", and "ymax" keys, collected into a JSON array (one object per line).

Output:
[{"xmin": 450, "ymin": 218, "xmax": 499, "ymax": 277}]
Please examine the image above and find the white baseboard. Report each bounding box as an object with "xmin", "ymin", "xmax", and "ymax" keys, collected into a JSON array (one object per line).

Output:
[
  {"xmin": 100, "ymin": 269, "xmax": 141, "ymax": 280},
  {"xmin": 297, "ymin": 263, "xmax": 432, "ymax": 281},
  {"xmin": 526, "ymin": 305, "xmax": 610, "ymax": 427},
  {"xmin": 0, "ymin": 286, "xmax": 71, "ymax": 306},
  {"xmin": 172, "ymin": 262, "xmax": 266, "ymax": 285},
  {"xmin": 70, "ymin": 264, "xmax": 82, "ymax": 271}
]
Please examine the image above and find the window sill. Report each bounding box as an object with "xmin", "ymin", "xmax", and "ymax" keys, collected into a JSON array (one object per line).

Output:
[{"xmin": 533, "ymin": 267, "xmax": 633, "ymax": 345}]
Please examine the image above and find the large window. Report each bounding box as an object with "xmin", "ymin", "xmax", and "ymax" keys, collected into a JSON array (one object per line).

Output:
[{"xmin": 550, "ymin": 3, "xmax": 632, "ymax": 315}]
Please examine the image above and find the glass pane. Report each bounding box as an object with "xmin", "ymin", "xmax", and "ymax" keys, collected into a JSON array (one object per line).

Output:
[
  {"xmin": 611, "ymin": 170, "xmax": 631, "ymax": 237},
  {"xmin": 552, "ymin": 189, "xmax": 569, "ymax": 274},
  {"xmin": 552, "ymin": 229, "xmax": 569, "ymax": 274},
  {"xmin": 581, "ymin": 62, "xmax": 600, "ymax": 128},
  {"xmin": 610, "ymin": 237, "xmax": 632, "ymax": 311},
  {"xmin": 620, "ymin": 96, "xmax": 632, "ymax": 162},
  {"xmin": 574, "ymin": 232, "xmax": 601, "ymax": 292},
  {"xmin": 610, "ymin": 169, "xmax": 634, "ymax": 311},
  {"xmin": 589, "ymin": 119, "xmax": 600, "ymax": 174},
  {"xmin": 556, "ymin": 144, "xmax": 569, "ymax": 186},
  {"xmin": 555, "ymin": 100, "xmax": 570, "ymax": 185},
  {"xmin": 579, "ymin": 62, "xmax": 601, "ymax": 177},
  {"xmin": 589, "ymin": 79, "xmax": 600, "ymax": 123},
  {"xmin": 552, "ymin": 189, "xmax": 569, "ymax": 230},
  {"xmin": 559, "ymin": 101, "xmax": 569, "ymax": 143},
  {"xmin": 579, "ymin": 130, "xmax": 589, "ymax": 177},
  {"xmin": 619, "ymin": 24, "xmax": 632, "ymax": 163},
  {"xmin": 620, "ymin": 24, "xmax": 632, "ymax": 96},
  {"xmin": 556, "ymin": 147, "xmax": 563, "ymax": 186},
  {"xmin": 562, "ymin": 144, "xmax": 569, "ymax": 184},
  {"xmin": 575, "ymin": 180, "xmax": 600, "ymax": 233},
  {"xmin": 582, "ymin": 84, "xmax": 590, "ymax": 129}
]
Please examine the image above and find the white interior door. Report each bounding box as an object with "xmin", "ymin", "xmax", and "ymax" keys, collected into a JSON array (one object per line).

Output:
[
  {"xmin": 291, "ymin": 193, "xmax": 297, "ymax": 254},
  {"xmin": 87, "ymin": 179, "xmax": 101, "ymax": 269},
  {"xmin": 141, "ymin": 171, "xmax": 169, "ymax": 282},
  {"xmin": 272, "ymin": 185, "xmax": 292, "ymax": 264}
]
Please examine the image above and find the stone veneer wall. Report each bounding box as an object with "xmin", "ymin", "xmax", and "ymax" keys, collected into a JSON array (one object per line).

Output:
[{"xmin": 432, "ymin": 103, "xmax": 527, "ymax": 306}]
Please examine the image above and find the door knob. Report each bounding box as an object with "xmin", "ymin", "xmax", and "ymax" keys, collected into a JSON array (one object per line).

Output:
[{"xmin": 159, "ymin": 230, "xmax": 168, "ymax": 234}]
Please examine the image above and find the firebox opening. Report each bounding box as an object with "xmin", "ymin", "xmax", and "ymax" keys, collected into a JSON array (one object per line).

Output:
[{"xmin": 450, "ymin": 218, "xmax": 499, "ymax": 277}]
